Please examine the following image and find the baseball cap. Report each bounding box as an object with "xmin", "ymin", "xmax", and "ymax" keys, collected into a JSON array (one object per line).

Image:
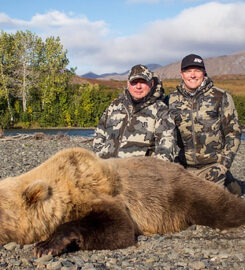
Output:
[
  {"xmin": 128, "ymin": 64, "xmax": 153, "ymax": 82},
  {"xmin": 181, "ymin": 54, "xmax": 206, "ymax": 71}
]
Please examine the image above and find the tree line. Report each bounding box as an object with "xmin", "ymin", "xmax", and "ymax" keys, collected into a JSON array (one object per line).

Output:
[
  {"xmin": 0, "ymin": 30, "xmax": 118, "ymax": 128},
  {"xmin": 1, "ymin": 30, "xmax": 244, "ymax": 129}
]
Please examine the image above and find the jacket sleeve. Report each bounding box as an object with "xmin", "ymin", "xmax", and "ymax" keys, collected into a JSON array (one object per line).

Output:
[
  {"xmin": 92, "ymin": 106, "xmax": 111, "ymax": 156},
  {"xmin": 218, "ymin": 92, "xmax": 241, "ymax": 168},
  {"xmin": 154, "ymin": 106, "xmax": 177, "ymax": 161}
]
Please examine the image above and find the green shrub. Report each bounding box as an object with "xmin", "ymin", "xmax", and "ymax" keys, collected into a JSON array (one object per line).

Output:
[
  {"xmin": 233, "ymin": 95, "xmax": 245, "ymax": 127},
  {"xmin": 0, "ymin": 111, "xmax": 11, "ymax": 129}
]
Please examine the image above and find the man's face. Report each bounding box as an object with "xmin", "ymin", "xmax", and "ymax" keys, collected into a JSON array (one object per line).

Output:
[
  {"xmin": 180, "ymin": 67, "xmax": 205, "ymax": 92},
  {"xmin": 127, "ymin": 78, "xmax": 153, "ymax": 100}
]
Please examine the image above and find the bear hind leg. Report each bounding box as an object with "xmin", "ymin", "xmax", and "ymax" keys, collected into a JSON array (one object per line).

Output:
[{"xmin": 181, "ymin": 180, "xmax": 245, "ymax": 230}]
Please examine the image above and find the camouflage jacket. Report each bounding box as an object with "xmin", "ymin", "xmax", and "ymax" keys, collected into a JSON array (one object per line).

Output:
[
  {"xmin": 169, "ymin": 77, "xmax": 241, "ymax": 169},
  {"xmin": 93, "ymin": 76, "xmax": 176, "ymax": 160}
]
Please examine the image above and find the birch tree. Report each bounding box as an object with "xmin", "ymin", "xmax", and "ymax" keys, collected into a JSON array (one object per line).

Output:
[
  {"xmin": 0, "ymin": 31, "xmax": 15, "ymax": 124},
  {"xmin": 14, "ymin": 30, "xmax": 43, "ymax": 112}
]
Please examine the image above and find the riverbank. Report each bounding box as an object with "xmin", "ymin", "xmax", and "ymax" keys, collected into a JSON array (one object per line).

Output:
[
  {"xmin": 2, "ymin": 127, "xmax": 245, "ymax": 140},
  {"xmin": 0, "ymin": 137, "xmax": 244, "ymax": 269}
]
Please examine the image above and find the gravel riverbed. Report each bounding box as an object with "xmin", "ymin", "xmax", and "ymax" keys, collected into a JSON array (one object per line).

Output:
[{"xmin": 0, "ymin": 136, "xmax": 245, "ymax": 270}]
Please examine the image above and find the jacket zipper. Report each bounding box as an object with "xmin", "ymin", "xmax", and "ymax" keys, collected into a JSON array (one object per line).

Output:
[{"xmin": 191, "ymin": 98, "xmax": 197, "ymax": 164}]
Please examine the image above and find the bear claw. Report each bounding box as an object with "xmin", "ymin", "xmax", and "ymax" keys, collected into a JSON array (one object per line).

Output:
[{"xmin": 34, "ymin": 240, "xmax": 65, "ymax": 257}]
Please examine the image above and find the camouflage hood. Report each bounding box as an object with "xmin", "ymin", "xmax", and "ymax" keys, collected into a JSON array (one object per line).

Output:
[{"xmin": 177, "ymin": 76, "xmax": 213, "ymax": 97}]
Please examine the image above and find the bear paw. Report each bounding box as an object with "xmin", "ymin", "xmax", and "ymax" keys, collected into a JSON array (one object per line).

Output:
[{"xmin": 34, "ymin": 239, "xmax": 66, "ymax": 257}]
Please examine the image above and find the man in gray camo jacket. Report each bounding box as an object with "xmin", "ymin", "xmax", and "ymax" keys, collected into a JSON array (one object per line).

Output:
[
  {"xmin": 93, "ymin": 64, "xmax": 176, "ymax": 161},
  {"xmin": 168, "ymin": 54, "xmax": 243, "ymax": 195}
]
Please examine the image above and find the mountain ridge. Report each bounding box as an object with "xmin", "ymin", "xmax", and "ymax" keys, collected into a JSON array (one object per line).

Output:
[
  {"xmin": 81, "ymin": 64, "xmax": 162, "ymax": 79},
  {"xmin": 81, "ymin": 51, "xmax": 245, "ymax": 80},
  {"xmin": 155, "ymin": 51, "xmax": 245, "ymax": 79}
]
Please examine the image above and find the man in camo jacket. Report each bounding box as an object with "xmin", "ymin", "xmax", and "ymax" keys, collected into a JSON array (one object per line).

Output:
[
  {"xmin": 168, "ymin": 54, "xmax": 242, "ymax": 195},
  {"xmin": 93, "ymin": 64, "xmax": 176, "ymax": 161}
]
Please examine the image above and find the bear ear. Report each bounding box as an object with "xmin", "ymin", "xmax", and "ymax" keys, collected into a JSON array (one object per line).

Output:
[{"xmin": 22, "ymin": 179, "xmax": 52, "ymax": 206}]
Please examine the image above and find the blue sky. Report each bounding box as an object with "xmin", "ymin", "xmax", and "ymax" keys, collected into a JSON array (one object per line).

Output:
[{"xmin": 1, "ymin": 0, "xmax": 245, "ymax": 74}]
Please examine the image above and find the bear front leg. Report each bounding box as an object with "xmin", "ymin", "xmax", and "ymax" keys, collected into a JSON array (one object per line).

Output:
[
  {"xmin": 34, "ymin": 222, "xmax": 83, "ymax": 257},
  {"xmin": 34, "ymin": 200, "xmax": 136, "ymax": 257}
]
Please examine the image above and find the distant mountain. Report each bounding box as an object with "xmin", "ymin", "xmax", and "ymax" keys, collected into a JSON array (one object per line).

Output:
[
  {"xmin": 81, "ymin": 51, "xmax": 245, "ymax": 80},
  {"xmin": 81, "ymin": 72, "xmax": 118, "ymax": 79},
  {"xmin": 81, "ymin": 64, "xmax": 162, "ymax": 80},
  {"xmin": 154, "ymin": 51, "xmax": 245, "ymax": 79},
  {"xmin": 146, "ymin": 64, "xmax": 162, "ymax": 70},
  {"xmin": 103, "ymin": 64, "xmax": 163, "ymax": 80},
  {"xmin": 81, "ymin": 72, "xmax": 100, "ymax": 79}
]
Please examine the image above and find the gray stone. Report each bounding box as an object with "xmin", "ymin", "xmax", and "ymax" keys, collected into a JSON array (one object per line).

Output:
[
  {"xmin": 35, "ymin": 254, "xmax": 53, "ymax": 264},
  {"xmin": 3, "ymin": 242, "xmax": 19, "ymax": 251},
  {"xmin": 47, "ymin": 261, "xmax": 62, "ymax": 270},
  {"xmin": 189, "ymin": 261, "xmax": 206, "ymax": 269}
]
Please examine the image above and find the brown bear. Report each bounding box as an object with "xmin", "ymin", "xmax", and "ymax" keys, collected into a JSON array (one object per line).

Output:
[{"xmin": 0, "ymin": 147, "xmax": 245, "ymax": 258}]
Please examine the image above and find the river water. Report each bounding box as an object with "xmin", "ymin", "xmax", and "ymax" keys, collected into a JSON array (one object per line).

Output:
[
  {"xmin": 3, "ymin": 128, "xmax": 95, "ymax": 137},
  {"xmin": 3, "ymin": 128, "xmax": 245, "ymax": 140}
]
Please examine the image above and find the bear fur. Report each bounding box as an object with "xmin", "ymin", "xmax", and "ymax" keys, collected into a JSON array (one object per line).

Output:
[{"xmin": 0, "ymin": 147, "xmax": 245, "ymax": 257}]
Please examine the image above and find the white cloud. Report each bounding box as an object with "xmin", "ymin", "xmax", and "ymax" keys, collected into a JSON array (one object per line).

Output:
[
  {"xmin": 0, "ymin": 13, "xmax": 27, "ymax": 29},
  {"xmin": 1, "ymin": 2, "xmax": 245, "ymax": 74},
  {"xmin": 0, "ymin": 11, "xmax": 109, "ymax": 72},
  {"xmin": 102, "ymin": 1, "xmax": 245, "ymax": 72},
  {"xmin": 83, "ymin": 2, "xmax": 245, "ymax": 73}
]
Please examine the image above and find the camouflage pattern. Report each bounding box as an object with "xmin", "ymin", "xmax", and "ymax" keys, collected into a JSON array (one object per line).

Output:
[
  {"xmin": 186, "ymin": 163, "xmax": 227, "ymax": 186},
  {"xmin": 169, "ymin": 76, "xmax": 241, "ymax": 172},
  {"xmin": 128, "ymin": 64, "xmax": 153, "ymax": 82},
  {"xmin": 93, "ymin": 75, "xmax": 176, "ymax": 160},
  {"xmin": 187, "ymin": 163, "xmax": 243, "ymax": 195}
]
